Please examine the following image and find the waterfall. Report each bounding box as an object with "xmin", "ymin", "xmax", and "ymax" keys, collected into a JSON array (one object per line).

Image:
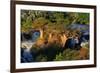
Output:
[
  {"xmin": 21, "ymin": 31, "xmax": 40, "ymax": 51},
  {"xmin": 21, "ymin": 41, "xmax": 35, "ymax": 52}
]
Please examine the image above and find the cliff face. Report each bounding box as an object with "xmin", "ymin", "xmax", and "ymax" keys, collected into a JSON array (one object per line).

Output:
[
  {"xmin": 21, "ymin": 24, "xmax": 89, "ymax": 63},
  {"xmin": 21, "ymin": 24, "xmax": 89, "ymax": 50}
]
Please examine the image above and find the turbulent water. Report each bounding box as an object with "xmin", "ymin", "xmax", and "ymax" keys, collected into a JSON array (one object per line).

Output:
[
  {"xmin": 21, "ymin": 41, "xmax": 35, "ymax": 51},
  {"xmin": 21, "ymin": 31, "xmax": 40, "ymax": 63},
  {"xmin": 21, "ymin": 31, "xmax": 40, "ymax": 50}
]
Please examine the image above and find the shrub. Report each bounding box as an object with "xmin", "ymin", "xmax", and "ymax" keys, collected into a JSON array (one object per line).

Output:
[
  {"xmin": 54, "ymin": 49, "xmax": 80, "ymax": 61},
  {"xmin": 36, "ymin": 54, "xmax": 47, "ymax": 62}
]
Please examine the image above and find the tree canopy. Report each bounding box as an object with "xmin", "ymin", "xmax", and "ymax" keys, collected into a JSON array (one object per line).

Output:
[{"xmin": 21, "ymin": 10, "xmax": 89, "ymax": 32}]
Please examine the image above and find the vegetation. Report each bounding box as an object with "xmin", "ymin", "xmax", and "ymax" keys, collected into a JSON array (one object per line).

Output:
[
  {"xmin": 21, "ymin": 10, "xmax": 89, "ymax": 62},
  {"xmin": 21, "ymin": 10, "xmax": 89, "ymax": 32}
]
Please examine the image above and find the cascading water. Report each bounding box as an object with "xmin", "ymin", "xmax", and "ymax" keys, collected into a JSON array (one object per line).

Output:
[{"xmin": 21, "ymin": 31, "xmax": 40, "ymax": 63}]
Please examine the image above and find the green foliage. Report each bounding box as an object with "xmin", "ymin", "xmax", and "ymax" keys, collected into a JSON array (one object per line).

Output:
[
  {"xmin": 54, "ymin": 53, "xmax": 64, "ymax": 61},
  {"xmin": 21, "ymin": 10, "xmax": 89, "ymax": 32},
  {"xmin": 77, "ymin": 13, "xmax": 89, "ymax": 24},
  {"xmin": 54, "ymin": 49, "xmax": 80, "ymax": 61},
  {"xmin": 36, "ymin": 54, "xmax": 47, "ymax": 62},
  {"xmin": 32, "ymin": 17, "xmax": 49, "ymax": 29}
]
